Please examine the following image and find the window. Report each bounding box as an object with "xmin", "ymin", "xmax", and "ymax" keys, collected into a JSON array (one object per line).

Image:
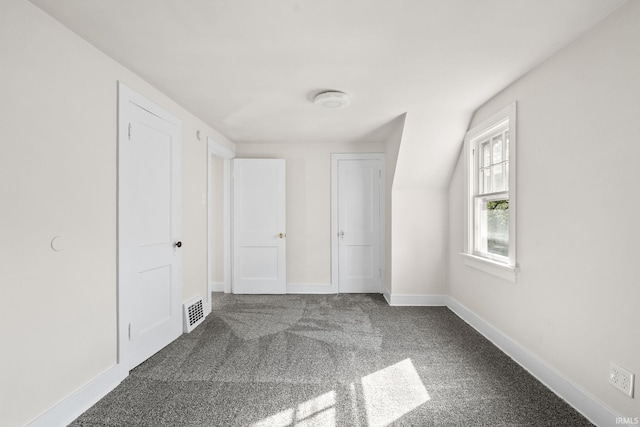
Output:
[{"xmin": 463, "ymin": 102, "xmax": 518, "ymax": 281}]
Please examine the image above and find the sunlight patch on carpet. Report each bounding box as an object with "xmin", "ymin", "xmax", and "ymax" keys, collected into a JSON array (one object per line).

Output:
[
  {"xmin": 250, "ymin": 390, "xmax": 336, "ymax": 427},
  {"xmin": 362, "ymin": 358, "xmax": 430, "ymax": 427}
]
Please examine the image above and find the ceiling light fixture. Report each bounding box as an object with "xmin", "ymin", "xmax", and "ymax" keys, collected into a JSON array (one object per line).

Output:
[{"xmin": 313, "ymin": 91, "xmax": 351, "ymax": 109}]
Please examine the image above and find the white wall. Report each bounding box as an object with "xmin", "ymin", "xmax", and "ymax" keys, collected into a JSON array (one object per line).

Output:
[
  {"xmin": 236, "ymin": 142, "xmax": 384, "ymax": 286},
  {"xmin": 391, "ymin": 187, "xmax": 448, "ymax": 296},
  {"xmin": 209, "ymin": 154, "xmax": 225, "ymax": 284},
  {"xmin": 0, "ymin": 1, "xmax": 234, "ymax": 425},
  {"xmin": 387, "ymin": 112, "xmax": 449, "ymax": 298},
  {"xmin": 384, "ymin": 115, "xmax": 406, "ymax": 291},
  {"xmin": 448, "ymin": 0, "xmax": 640, "ymax": 419}
]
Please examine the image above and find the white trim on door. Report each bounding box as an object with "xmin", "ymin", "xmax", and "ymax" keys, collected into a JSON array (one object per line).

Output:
[
  {"xmin": 330, "ymin": 153, "xmax": 386, "ymax": 293},
  {"xmin": 207, "ymin": 137, "xmax": 235, "ymax": 304}
]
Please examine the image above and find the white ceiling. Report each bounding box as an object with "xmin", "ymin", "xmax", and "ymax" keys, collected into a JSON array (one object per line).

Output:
[{"xmin": 29, "ymin": 0, "xmax": 628, "ymax": 188}]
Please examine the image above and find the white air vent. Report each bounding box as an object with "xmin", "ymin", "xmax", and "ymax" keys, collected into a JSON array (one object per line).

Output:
[{"xmin": 183, "ymin": 296, "xmax": 205, "ymax": 333}]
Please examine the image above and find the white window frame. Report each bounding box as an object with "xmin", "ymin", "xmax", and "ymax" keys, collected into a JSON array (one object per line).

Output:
[{"xmin": 462, "ymin": 102, "xmax": 519, "ymax": 282}]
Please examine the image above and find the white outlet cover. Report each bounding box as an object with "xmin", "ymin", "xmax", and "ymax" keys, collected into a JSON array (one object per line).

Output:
[{"xmin": 610, "ymin": 362, "xmax": 635, "ymax": 398}]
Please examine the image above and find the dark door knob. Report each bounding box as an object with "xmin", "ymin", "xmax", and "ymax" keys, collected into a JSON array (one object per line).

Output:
[{"xmin": 174, "ymin": 241, "xmax": 182, "ymax": 248}]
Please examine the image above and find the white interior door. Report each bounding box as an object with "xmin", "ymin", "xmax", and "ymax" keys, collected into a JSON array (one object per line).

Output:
[
  {"xmin": 232, "ymin": 159, "xmax": 286, "ymax": 294},
  {"xmin": 335, "ymin": 157, "xmax": 383, "ymax": 293},
  {"xmin": 118, "ymin": 83, "xmax": 182, "ymax": 370}
]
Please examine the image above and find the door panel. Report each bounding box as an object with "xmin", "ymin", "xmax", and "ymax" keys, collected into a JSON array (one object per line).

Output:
[
  {"xmin": 233, "ymin": 159, "xmax": 286, "ymax": 294},
  {"xmin": 118, "ymin": 83, "xmax": 182, "ymax": 371},
  {"xmin": 346, "ymin": 245, "xmax": 374, "ymax": 278},
  {"xmin": 337, "ymin": 159, "xmax": 382, "ymax": 293},
  {"xmin": 239, "ymin": 246, "xmax": 279, "ymax": 279},
  {"xmin": 136, "ymin": 265, "xmax": 172, "ymax": 334},
  {"xmin": 134, "ymin": 125, "xmax": 172, "ymax": 245},
  {"xmin": 344, "ymin": 167, "xmax": 374, "ymax": 233}
]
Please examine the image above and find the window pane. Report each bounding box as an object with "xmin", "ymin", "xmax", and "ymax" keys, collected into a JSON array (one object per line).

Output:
[
  {"xmin": 505, "ymin": 162, "xmax": 509, "ymax": 191},
  {"xmin": 505, "ymin": 131, "xmax": 509, "ymax": 160},
  {"xmin": 475, "ymin": 199, "xmax": 488, "ymax": 253},
  {"xmin": 481, "ymin": 141, "xmax": 491, "ymax": 167},
  {"xmin": 487, "ymin": 199, "xmax": 509, "ymax": 256},
  {"xmin": 475, "ymin": 198, "xmax": 509, "ymax": 257},
  {"xmin": 492, "ymin": 164, "xmax": 504, "ymax": 192},
  {"xmin": 492, "ymin": 135, "xmax": 503, "ymax": 164},
  {"xmin": 479, "ymin": 168, "xmax": 490, "ymax": 194}
]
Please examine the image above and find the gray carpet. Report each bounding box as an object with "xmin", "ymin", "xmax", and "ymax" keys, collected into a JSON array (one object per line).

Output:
[{"xmin": 70, "ymin": 294, "xmax": 592, "ymax": 426}]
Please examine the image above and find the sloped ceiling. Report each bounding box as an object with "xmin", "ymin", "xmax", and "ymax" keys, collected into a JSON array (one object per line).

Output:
[{"xmin": 29, "ymin": 0, "xmax": 628, "ymax": 188}]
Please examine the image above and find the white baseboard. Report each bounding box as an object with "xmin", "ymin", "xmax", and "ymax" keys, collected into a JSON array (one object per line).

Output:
[
  {"xmin": 209, "ymin": 281, "xmax": 224, "ymax": 292},
  {"xmin": 382, "ymin": 286, "xmax": 391, "ymax": 304},
  {"xmin": 446, "ymin": 297, "xmax": 621, "ymax": 427},
  {"xmin": 384, "ymin": 293, "xmax": 448, "ymax": 306},
  {"xmin": 287, "ymin": 283, "xmax": 336, "ymax": 294},
  {"xmin": 27, "ymin": 364, "xmax": 127, "ymax": 427},
  {"xmin": 203, "ymin": 302, "xmax": 212, "ymax": 317}
]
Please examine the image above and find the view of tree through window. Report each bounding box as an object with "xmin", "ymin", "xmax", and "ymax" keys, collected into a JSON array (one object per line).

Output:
[{"xmin": 486, "ymin": 199, "xmax": 508, "ymax": 256}]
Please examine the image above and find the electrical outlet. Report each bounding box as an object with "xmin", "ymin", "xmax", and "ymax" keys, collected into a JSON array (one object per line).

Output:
[{"xmin": 610, "ymin": 362, "xmax": 635, "ymax": 397}]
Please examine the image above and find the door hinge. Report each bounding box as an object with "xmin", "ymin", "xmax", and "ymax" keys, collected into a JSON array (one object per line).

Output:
[
  {"xmin": 128, "ymin": 323, "xmax": 132, "ymax": 340},
  {"xmin": 379, "ymin": 170, "xmax": 382, "ymax": 179},
  {"xmin": 128, "ymin": 123, "xmax": 132, "ymax": 140}
]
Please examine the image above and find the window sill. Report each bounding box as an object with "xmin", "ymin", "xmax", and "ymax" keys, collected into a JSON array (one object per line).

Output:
[{"xmin": 460, "ymin": 253, "xmax": 520, "ymax": 283}]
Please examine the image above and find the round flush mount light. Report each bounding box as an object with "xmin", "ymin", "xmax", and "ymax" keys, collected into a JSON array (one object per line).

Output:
[{"xmin": 313, "ymin": 91, "xmax": 351, "ymax": 109}]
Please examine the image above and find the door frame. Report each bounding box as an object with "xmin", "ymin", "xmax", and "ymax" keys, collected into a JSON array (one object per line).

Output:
[
  {"xmin": 117, "ymin": 82, "xmax": 183, "ymax": 370},
  {"xmin": 207, "ymin": 137, "xmax": 235, "ymax": 301},
  {"xmin": 330, "ymin": 153, "xmax": 386, "ymax": 293}
]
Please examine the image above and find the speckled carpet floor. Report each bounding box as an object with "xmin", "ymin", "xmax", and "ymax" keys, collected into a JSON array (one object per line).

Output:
[{"xmin": 70, "ymin": 294, "xmax": 592, "ymax": 426}]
